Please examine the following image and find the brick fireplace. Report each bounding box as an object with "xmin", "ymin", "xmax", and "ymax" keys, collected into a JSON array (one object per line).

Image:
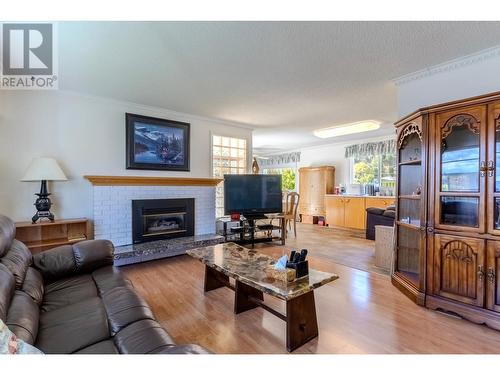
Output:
[{"xmin": 85, "ymin": 176, "xmax": 222, "ymax": 247}]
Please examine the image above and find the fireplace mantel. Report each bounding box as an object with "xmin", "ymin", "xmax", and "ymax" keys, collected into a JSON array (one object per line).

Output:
[{"xmin": 84, "ymin": 175, "xmax": 223, "ymax": 187}]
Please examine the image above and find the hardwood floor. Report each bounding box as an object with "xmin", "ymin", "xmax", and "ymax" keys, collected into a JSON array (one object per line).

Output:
[
  {"xmin": 122, "ymin": 224, "xmax": 500, "ymax": 354},
  {"xmin": 256, "ymin": 222, "xmax": 386, "ymax": 275}
]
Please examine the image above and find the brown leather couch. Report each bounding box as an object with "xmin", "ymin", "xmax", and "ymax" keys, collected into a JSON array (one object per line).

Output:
[
  {"xmin": 0, "ymin": 214, "xmax": 209, "ymax": 354},
  {"xmin": 365, "ymin": 205, "xmax": 395, "ymax": 240}
]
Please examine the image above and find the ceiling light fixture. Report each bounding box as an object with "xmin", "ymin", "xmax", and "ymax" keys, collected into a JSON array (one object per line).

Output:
[{"xmin": 313, "ymin": 120, "xmax": 381, "ymax": 138}]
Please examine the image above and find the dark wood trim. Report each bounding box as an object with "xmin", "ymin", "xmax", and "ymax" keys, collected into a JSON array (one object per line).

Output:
[
  {"xmin": 247, "ymin": 295, "xmax": 287, "ymax": 321},
  {"xmin": 434, "ymin": 229, "xmax": 500, "ymax": 241},
  {"xmin": 486, "ymin": 241, "xmax": 500, "ymax": 313},
  {"xmin": 391, "ymin": 273, "xmax": 425, "ymax": 306},
  {"xmin": 426, "ymin": 294, "xmax": 500, "ymax": 331},
  {"xmin": 204, "ymin": 265, "xmax": 230, "ymax": 292},
  {"xmin": 487, "ymin": 101, "xmax": 500, "ymax": 236},
  {"xmin": 286, "ymin": 290, "xmax": 318, "ymax": 352},
  {"xmin": 234, "ymin": 280, "xmax": 264, "ymax": 314}
]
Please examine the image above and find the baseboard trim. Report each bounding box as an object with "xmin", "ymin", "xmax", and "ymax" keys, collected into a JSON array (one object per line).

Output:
[
  {"xmin": 426, "ymin": 295, "xmax": 500, "ymax": 331},
  {"xmin": 391, "ymin": 274, "xmax": 425, "ymax": 306}
]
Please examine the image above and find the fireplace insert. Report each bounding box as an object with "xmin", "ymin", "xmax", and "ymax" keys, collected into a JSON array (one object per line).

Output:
[{"xmin": 132, "ymin": 198, "xmax": 194, "ymax": 244}]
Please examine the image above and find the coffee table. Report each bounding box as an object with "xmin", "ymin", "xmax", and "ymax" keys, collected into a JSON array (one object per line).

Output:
[{"xmin": 186, "ymin": 242, "xmax": 339, "ymax": 352}]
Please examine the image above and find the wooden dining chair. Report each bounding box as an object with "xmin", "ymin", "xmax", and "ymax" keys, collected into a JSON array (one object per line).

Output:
[{"xmin": 283, "ymin": 192, "xmax": 300, "ymax": 238}]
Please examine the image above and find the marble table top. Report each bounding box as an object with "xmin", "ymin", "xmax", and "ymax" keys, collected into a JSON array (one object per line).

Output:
[{"xmin": 187, "ymin": 242, "xmax": 339, "ymax": 301}]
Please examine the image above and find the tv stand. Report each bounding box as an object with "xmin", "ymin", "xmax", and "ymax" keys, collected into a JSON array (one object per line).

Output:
[
  {"xmin": 241, "ymin": 214, "xmax": 268, "ymax": 220},
  {"xmin": 216, "ymin": 214, "xmax": 286, "ymax": 247}
]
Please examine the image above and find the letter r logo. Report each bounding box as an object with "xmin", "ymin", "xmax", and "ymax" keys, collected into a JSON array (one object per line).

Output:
[{"xmin": 2, "ymin": 23, "xmax": 53, "ymax": 75}]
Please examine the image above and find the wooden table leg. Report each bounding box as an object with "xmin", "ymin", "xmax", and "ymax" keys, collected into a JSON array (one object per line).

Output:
[
  {"xmin": 286, "ymin": 291, "xmax": 318, "ymax": 352},
  {"xmin": 281, "ymin": 217, "xmax": 286, "ymax": 245},
  {"xmin": 204, "ymin": 265, "xmax": 229, "ymax": 292},
  {"xmin": 234, "ymin": 279, "xmax": 264, "ymax": 314}
]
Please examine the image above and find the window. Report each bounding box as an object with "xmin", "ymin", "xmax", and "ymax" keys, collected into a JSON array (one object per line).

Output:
[
  {"xmin": 262, "ymin": 168, "xmax": 297, "ymax": 191},
  {"xmin": 212, "ymin": 135, "xmax": 247, "ymax": 217},
  {"xmin": 352, "ymin": 152, "xmax": 396, "ymax": 192}
]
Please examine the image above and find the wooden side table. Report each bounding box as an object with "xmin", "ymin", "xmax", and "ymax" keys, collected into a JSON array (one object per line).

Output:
[{"xmin": 15, "ymin": 218, "xmax": 92, "ymax": 254}]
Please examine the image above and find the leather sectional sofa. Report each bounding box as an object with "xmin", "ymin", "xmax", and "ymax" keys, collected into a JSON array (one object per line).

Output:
[
  {"xmin": 365, "ymin": 205, "xmax": 395, "ymax": 240},
  {"xmin": 0, "ymin": 215, "xmax": 209, "ymax": 354}
]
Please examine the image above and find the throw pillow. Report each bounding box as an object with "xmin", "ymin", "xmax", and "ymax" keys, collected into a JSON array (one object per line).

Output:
[{"xmin": 0, "ymin": 319, "xmax": 43, "ymax": 354}]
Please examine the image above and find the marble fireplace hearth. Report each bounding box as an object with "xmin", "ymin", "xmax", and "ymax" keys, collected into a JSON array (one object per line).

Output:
[
  {"xmin": 84, "ymin": 175, "xmax": 224, "ymax": 266},
  {"xmin": 113, "ymin": 233, "xmax": 224, "ymax": 266}
]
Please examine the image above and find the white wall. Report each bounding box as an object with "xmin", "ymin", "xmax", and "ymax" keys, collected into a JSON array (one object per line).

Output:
[
  {"xmin": 260, "ymin": 135, "xmax": 394, "ymax": 188},
  {"xmin": 0, "ymin": 90, "xmax": 253, "ymax": 222},
  {"xmin": 396, "ymin": 46, "xmax": 500, "ymax": 117}
]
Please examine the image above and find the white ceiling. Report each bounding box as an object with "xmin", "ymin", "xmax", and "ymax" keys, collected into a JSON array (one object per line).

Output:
[{"xmin": 58, "ymin": 21, "xmax": 500, "ymax": 153}]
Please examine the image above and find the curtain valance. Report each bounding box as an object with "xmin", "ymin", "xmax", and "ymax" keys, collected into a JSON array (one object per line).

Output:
[
  {"xmin": 344, "ymin": 139, "xmax": 395, "ymax": 159},
  {"xmin": 256, "ymin": 152, "xmax": 301, "ymax": 168}
]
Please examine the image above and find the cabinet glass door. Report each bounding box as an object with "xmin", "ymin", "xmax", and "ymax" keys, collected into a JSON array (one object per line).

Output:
[
  {"xmin": 395, "ymin": 121, "xmax": 424, "ymax": 290},
  {"xmin": 488, "ymin": 102, "xmax": 500, "ymax": 234},
  {"xmin": 436, "ymin": 107, "xmax": 486, "ymax": 232}
]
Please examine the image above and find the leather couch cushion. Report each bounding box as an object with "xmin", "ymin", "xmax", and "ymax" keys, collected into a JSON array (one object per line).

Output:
[
  {"xmin": 73, "ymin": 240, "xmax": 114, "ymax": 273},
  {"xmin": 33, "ymin": 245, "xmax": 77, "ymax": 282},
  {"xmin": 41, "ymin": 274, "xmax": 98, "ymax": 313},
  {"xmin": 21, "ymin": 267, "xmax": 44, "ymax": 305},
  {"xmin": 6, "ymin": 291, "xmax": 39, "ymax": 344},
  {"xmin": 0, "ymin": 215, "xmax": 15, "ymax": 258},
  {"xmin": 74, "ymin": 340, "xmax": 119, "ymax": 354},
  {"xmin": 366, "ymin": 207, "xmax": 385, "ymax": 215},
  {"xmin": 383, "ymin": 210, "xmax": 396, "ymax": 219},
  {"xmin": 33, "ymin": 240, "xmax": 114, "ymax": 282},
  {"xmin": 92, "ymin": 266, "xmax": 132, "ymax": 295},
  {"xmin": 102, "ymin": 286, "xmax": 155, "ymax": 336},
  {"xmin": 1, "ymin": 239, "xmax": 32, "ymax": 288},
  {"xmin": 36, "ymin": 296, "xmax": 110, "ymax": 354},
  {"xmin": 114, "ymin": 319, "xmax": 175, "ymax": 354},
  {"xmin": 0, "ymin": 263, "xmax": 15, "ymax": 321}
]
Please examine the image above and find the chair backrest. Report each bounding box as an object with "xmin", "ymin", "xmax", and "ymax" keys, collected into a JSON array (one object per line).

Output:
[{"xmin": 284, "ymin": 192, "xmax": 300, "ymax": 218}]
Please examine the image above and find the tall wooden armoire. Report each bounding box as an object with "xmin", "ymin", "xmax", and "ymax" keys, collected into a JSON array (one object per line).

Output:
[
  {"xmin": 298, "ymin": 166, "xmax": 335, "ymax": 223},
  {"xmin": 393, "ymin": 90, "xmax": 500, "ymax": 331}
]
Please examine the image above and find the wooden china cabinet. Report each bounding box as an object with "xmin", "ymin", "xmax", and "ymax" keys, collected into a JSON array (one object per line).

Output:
[{"xmin": 392, "ymin": 91, "xmax": 500, "ymax": 330}]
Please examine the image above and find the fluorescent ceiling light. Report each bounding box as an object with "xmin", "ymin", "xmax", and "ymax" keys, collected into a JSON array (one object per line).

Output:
[{"xmin": 313, "ymin": 120, "xmax": 381, "ymax": 138}]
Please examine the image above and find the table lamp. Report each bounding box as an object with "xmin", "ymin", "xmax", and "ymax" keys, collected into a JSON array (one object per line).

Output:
[{"xmin": 21, "ymin": 157, "xmax": 68, "ymax": 223}]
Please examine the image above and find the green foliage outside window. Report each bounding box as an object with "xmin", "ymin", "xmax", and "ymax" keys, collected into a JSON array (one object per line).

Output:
[
  {"xmin": 263, "ymin": 168, "xmax": 296, "ymax": 191},
  {"xmin": 281, "ymin": 168, "xmax": 296, "ymax": 191},
  {"xmin": 353, "ymin": 156, "xmax": 379, "ymax": 185},
  {"xmin": 353, "ymin": 153, "xmax": 396, "ymax": 188}
]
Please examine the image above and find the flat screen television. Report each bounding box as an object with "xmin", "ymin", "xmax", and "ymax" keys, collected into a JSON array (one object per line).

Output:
[{"xmin": 224, "ymin": 174, "xmax": 282, "ymax": 217}]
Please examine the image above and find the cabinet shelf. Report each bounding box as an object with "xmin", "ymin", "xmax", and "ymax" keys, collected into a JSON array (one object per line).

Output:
[
  {"xmin": 396, "ymin": 221, "xmax": 421, "ymax": 230},
  {"xmin": 397, "ymin": 270, "xmax": 420, "ymax": 286},
  {"xmin": 15, "ymin": 218, "xmax": 90, "ymax": 254},
  {"xmin": 399, "ymin": 159, "xmax": 422, "ymax": 166},
  {"xmin": 399, "ymin": 195, "xmax": 421, "ymax": 200}
]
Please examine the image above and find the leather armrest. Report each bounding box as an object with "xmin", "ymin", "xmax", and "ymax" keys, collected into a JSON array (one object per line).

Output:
[{"xmin": 33, "ymin": 240, "xmax": 114, "ymax": 282}]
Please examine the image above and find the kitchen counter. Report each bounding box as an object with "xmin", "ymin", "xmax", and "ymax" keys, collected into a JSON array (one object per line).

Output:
[
  {"xmin": 324, "ymin": 195, "xmax": 395, "ymax": 230},
  {"xmin": 325, "ymin": 194, "xmax": 395, "ymax": 198}
]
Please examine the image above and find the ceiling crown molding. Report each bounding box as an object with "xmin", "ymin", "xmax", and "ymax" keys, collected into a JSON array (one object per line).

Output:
[{"xmin": 393, "ymin": 45, "xmax": 500, "ymax": 86}]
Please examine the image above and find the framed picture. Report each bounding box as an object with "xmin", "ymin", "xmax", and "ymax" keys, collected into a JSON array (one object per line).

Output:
[{"xmin": 126, "ymin": 113, "xmax": 190, "ymax": 171}]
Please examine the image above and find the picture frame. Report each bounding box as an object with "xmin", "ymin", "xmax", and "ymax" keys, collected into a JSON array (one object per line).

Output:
[{"xmin": 126, "ymin": 113, "xmax": 190, "ymax": 171}]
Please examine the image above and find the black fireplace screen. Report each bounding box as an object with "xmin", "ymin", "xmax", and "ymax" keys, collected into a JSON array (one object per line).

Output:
[
  {"xmin": 143, "ymin": 212, "xmax": 185, "ymax": 237},
  {"xmin": 132, "ymin": 198, "xmax": 194, "ymax": 244}
]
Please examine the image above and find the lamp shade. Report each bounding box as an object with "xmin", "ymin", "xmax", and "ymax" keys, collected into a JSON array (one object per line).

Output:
[{"xmin": 21, "ymin": 157, "xmax": 68, "ymax": 181}]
